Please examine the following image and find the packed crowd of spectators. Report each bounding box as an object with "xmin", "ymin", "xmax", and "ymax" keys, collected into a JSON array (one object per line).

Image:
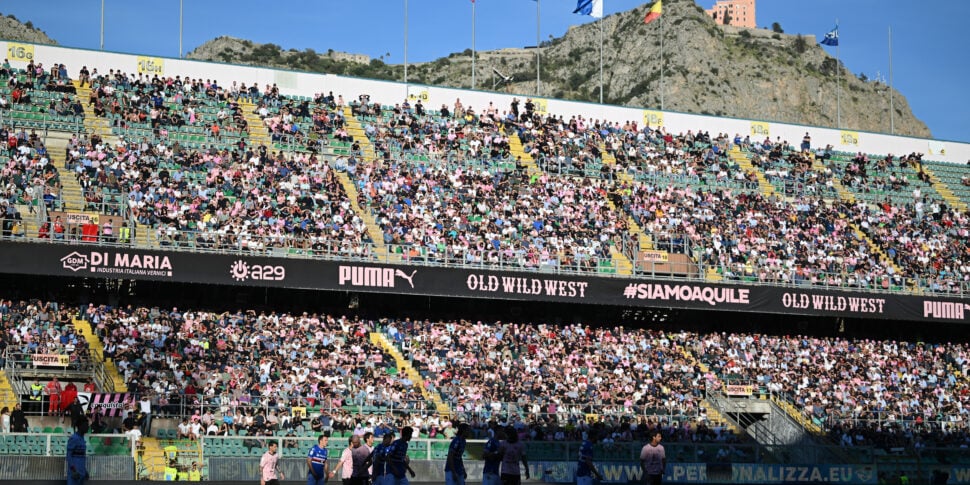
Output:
[
  {"xmin": 5, "ymin": 61, "xmax": 969, "ymax": 289},
  {"xmin": 347, "ymin": 96, "xmax": 629, "ymax": 270},
  {"xmin": 0, "ymin": 299, "xmax": 89, "ymax": 366},
  {"xmin": 602, "ymin": 125, "xmax": 757, "ymax": 191},
  {"xmin": 9, "ymin": 293, "xmax": 970, "ymax": 451},
  {"xmin": 615, "ymin": 180, "xmax": 902, "ymax": 288},
  {"xmin": 355, "ymin": 160, "xmax": 623, "ymax": 269},
  {"xmin": 1, "ymin": 126, "xmax": 61, "ymax": 211},
  {"xmin": 59, "ymin": 123, "xmax": 372, "ymax": 254},
  {"xmin": 846, "ymin": 197, "xmax": 970, "ymax": 292},
  {"xmin": 86, "ymin": 69, "xmax": 249, "ymax": 139},
  {"xmin": 84, "ymin": 303, "xmax": 428, "ymax": 430},
  {"xmin": 71, "ymin": 301, "xmax": 742, "ymax": 444},
  {"xmin": 388, "ymin": 319, "xmax": 718, "ymax": 438},
  {"xmin": 694, "ymin": 332, "xmax": 970, "ymax": 449}
]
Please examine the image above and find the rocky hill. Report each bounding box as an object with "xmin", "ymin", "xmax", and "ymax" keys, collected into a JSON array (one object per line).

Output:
[
  {"xmin": 400, "ymin": 0, "xmax": 929, "ymax": 137},
  {"xmin": 185, "ymin": 36, "xmax": 382, "ymax": 77},
  {"xmin": 0, "ymin": 12, "xmax": 57, "ymax": 45}
]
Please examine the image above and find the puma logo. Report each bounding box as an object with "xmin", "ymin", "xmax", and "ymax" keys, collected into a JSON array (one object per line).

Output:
[{"xmin": 394, "ymin": 269, "xmax": 417, "ymax": 288}]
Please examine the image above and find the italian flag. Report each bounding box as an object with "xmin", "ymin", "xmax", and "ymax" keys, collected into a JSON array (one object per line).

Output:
[{"xmin": 643, "ymin": 0, "xmax": 662, "ymax": 24}]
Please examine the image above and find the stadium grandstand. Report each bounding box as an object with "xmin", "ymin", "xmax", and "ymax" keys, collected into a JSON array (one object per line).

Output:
[{"xmin": 0, "ymin": 35, "xmax": 969, "ymax": 485}]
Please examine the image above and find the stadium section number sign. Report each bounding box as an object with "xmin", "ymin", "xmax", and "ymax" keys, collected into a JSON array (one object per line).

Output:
[
  {"xmin": 840, "ymin": 130, "xmax": 860, "ymax": 146},
  {"xmin": 642, "ymin": 110, "xmax": 664, "ymax": 127},
  {"xmin": 0, "ymin": 240, "xmax": 967, "ymax": 323},
  {"xmin": 6, "ymin": 42, "xmax": 34, "ymax": 63},
  {"xmin": 750, "ymin": 121, "xmax": 770, "ymax": 137},
  {"xmin": 137, "ymin": 56, "xmax": 164, "ymax": 75},
  {"xmin": 407, "ymin": 90, "xmax": 429, "ymax": 102}
]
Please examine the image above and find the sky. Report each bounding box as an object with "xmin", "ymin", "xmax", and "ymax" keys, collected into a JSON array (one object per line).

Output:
[{"xmin": 2, "ymin": 0, "xmax": 967, "ymax": 142}]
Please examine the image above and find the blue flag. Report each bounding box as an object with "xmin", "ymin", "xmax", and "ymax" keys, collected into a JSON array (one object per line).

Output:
[
  {"xmin": 821, "ymin": 25, "xmax": 839, "ymax": 46},
  {"xmin": 573, "ymin": 0, "xmax": 603, "ymax": 18}
]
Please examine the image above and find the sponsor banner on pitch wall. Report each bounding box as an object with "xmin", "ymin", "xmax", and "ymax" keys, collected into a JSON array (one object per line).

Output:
[
  {"xmin": 207, "ymin": 459, "xmax": 706, "ymax": 483},
  {"xmin": 732, "ymin": 464, "xmax": 877, "ymax": 484},
  {"xmin": 1, "ymin": 240, "xmax": 968, "ymax": 322},
  {"xmin": 204, "ymin": 460, "xmax": 876, "ymax": 484},
  {"xmin": 0, "ymin": 456, "xmax": 134, "ymax": 480}
]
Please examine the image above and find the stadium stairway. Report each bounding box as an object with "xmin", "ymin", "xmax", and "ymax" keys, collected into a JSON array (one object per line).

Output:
[
  {"xmin": 237, "ymin": 100, "xmax": 272, "ymax": 148},
  {"xmin": 599, "ymin": 145, "xmax": 655, "ymax": 252},
  {"xmin": 728, "ymin": 147, "xmax": 776, "ymax": 196},
  {"xmin": 73, "ymin": 319, "xmax": 128, "ymax": 393},
  {"xmin": 131, "ymin": 221, "xmax": 154, "ymax": 248},
  {"xmin": 342, "ymin": 108, "xmax": 379, "ymax": 163},
  {"xmin": 673, "ymin": 346, "xmax": 740, "ymax": 436},
  {"xmin": 919, "ymin": 164, "xmax": 970, "ymax": 213},
  {"xmin": 507, "ymin": 132, "xmax": 544, "ymax": 179},
  {"xmin": 599, "ymin": 144, "xmax": 718, "ymax": 280},
  {"xmin": 769, "ymin": 396, "xmax": 824, "ymax": 436},
  {"xmin": 138, "ymin": 437, "xmax": 166, "ymax": 480},
  {"xmin": 810, "ymin": 158, "xmax": 909, "ymax": 285},
  {"xmin": 0, "ymin": 370, "xmax": 17, "ymax": 411},
  {"xmin": 71, "ymin": 80, "xmax": 115, "ymax": 143},
  {"xmin": 333, "ymin": 170, "xmax": 393, "ymax": 262},
  {"xmin": 587, "ymin": 148, "xmax": 641, "ymax": 276},
  {"xmin": 369, "ymin": 332, "xmax": 451, "ymax": 417},
  {"xmin": 48, "ymin": 138, "xmax": 85, "ymax": 212},
  {"xmin": 678, "ymin": 345, "xmax": 828, "ymax": 442},
  {"xmin": 508, "ymin": 133, "xmax": 632, "ymax": 275}
]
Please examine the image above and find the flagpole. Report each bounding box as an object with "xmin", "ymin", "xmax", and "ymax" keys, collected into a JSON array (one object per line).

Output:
[
  {"xmin": 472, "ymin": 0, "xmax": 476, "ymax": 90},
  {"xmin": 536, "ymin": 0, "xmax": 541, "ymax": 96},
  {"xmin": 100, "ymin": 0, "xmax": 105, "ymax": 50},
  {"xmin": 179, "ymin": 0, "xmax": 183, "ymax": 58},
  {"xmin": 404, "ymin": 0, "xmax": 409, "ymax": 85},
  {"xmin": 599, "ymin": 17, "xmax": 603, "ymax": 104},
  {"xmin": 660, "ymin": 9, "xmax": 664, "ymax": 111},
  {"xmin": 889, "ymin": 25, "xmax": 894, "ymax": 135},
  {"xmin": 836, "ymin": 20, "xmax": 841, "ymax": 129}
]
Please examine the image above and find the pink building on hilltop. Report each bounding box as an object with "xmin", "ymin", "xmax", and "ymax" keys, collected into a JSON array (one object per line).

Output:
[{"xmin": 705, "ymin": 0, "xmax": 756, "ymax": 28}]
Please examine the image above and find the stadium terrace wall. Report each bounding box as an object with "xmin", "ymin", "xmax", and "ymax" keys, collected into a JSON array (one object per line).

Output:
[
  {"xmin": 2, "ymin": 40, "xmax": 968, "ymax": 163},
  {"xmin": 2, "ymin": 240, "xmax": 969, "ymax": 323}
]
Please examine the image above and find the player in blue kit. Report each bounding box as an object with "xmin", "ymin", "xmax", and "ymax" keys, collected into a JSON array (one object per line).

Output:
[
  {"xmin": 576, "ymin": 433, "xmax": 602, "ymax": 485},
  {"xmin": 482, "ymin": 428, "xmax": 504, "ymax": 485},
  {"xmin": 307, "ymin": 434, "xmax": 330, "ymax": 485},
  {"xmin": 67, "ymin": 418, "xmax": 89, "ymax": 485},
  {"xmin": 445, "ymin": 424, "xmax": 470, "ymax": 485},
  {"xmin": 388, "ymin": 426, "xmax": 416, "ymax": 485},
  {"xmin": 369, "ymin": 432, "xmax": 395, "ymax": 485}
]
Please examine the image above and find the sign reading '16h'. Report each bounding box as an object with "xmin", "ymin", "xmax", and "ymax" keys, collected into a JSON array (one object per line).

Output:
[{"xmin": 137, "ymin": 56, "xmax": 164, "ymax": 75}]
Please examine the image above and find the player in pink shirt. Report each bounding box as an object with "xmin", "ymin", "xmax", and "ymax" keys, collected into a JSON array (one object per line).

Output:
[{"xmin": 260, "ymin": 441, "xmax": 284, "ymax": 485}]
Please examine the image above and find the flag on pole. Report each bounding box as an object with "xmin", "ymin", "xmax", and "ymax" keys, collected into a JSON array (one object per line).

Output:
[
  {"xmin": 643, "ymin": 0, "xmax": 661, "ymax": 24},
  {"xmin": 821, "ymin": 25, "xmax": 839, "ymax": 46},
  {"xmin": 573, "ymin": 0, "xmax": 603, "ymax": 19}
]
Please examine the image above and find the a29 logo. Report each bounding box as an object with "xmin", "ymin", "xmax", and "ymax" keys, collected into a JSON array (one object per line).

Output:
[{"xmin": 229, "ymin": 260, "xmax": 286, "ymax": 282}]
